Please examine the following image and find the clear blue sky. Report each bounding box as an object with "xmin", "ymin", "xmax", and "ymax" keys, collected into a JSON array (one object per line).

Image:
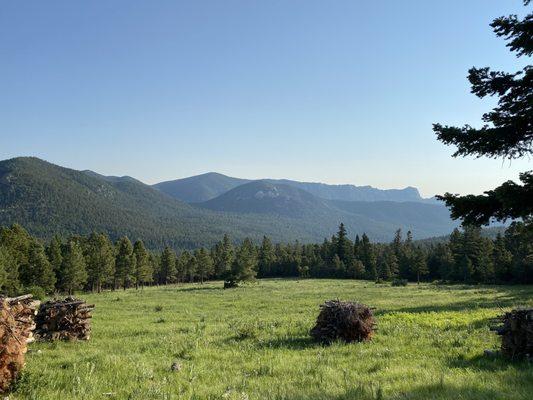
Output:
[{"xmin": 1, "ymin": 0, "xmax": 530, "ymax": 197}]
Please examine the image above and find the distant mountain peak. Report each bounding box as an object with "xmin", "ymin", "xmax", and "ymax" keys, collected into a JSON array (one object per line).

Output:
[{"xmin": 199, "ymin": 180, "xmax": 325, "ymax": 217}]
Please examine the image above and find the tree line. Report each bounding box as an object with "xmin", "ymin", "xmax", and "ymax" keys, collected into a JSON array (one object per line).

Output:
[{"xmin": 0, "ymin": 221, "xmax": 530, "ymax": 296}]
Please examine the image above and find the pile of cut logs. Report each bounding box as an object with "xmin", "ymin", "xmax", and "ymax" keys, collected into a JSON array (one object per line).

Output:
[
  {"xmin": 491, "ymin": 308, "xmax": 532, "ymax": 359},
  {"xmin": 310, "ymin": 299, "xmax": 376, "ymax": 344},
  {"xmin": 0, "ymin": 295, "xmax": 40, "ymax": 393},
  {"xmin": 35, "ymin": 297, "xmax": 94, "ymax": 341}
]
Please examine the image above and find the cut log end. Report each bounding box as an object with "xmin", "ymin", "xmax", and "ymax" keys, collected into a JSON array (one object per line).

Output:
[
  {"xmin": 35, "ymin": 297, "xmax": 93, "ymax": 342},
  {"xmin": 492, "ymin": 308, "xmax": 532, "ymax": 359}
]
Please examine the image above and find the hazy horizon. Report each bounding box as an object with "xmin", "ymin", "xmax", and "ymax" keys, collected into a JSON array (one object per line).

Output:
[{"xmin": 1, "ymin": 0, "xmax": 530, "ymax": 198}]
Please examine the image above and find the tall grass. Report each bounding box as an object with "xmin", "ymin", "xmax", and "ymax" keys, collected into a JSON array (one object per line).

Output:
[{"xmin": 14, "ymin": 280, "xmax": 533, "ymax": 399}]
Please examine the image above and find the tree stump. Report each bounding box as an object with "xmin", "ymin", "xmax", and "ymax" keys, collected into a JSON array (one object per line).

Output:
[{"xmin": 310, "ymin": 300, "xmax": 376, "ymax": 344}]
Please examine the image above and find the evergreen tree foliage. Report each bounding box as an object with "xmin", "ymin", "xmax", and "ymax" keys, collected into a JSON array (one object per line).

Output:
[
  {"xmin": 411, "ymin": 246, "xmax": 428, "ymax": 284},
  {"xmin": 225, "ymin": 238, "xmax": 257, "ymax": 286},
  {"xmin": 160, "ymin": 247, "xmax": 176, "ymax": 284},
  {"xmin": 493, "ymin": 233, "xmax": 513, "ymax": 281},
  {"xmin": 133, "ymin": 240, "xmax": 153, "ymax": 288},
  {"xmin": 85, "ymin": 233, "xmax": 115, "ymax": 292},
  {"xmin": 434, "ymin": 1, "xmax": 532, "ymax": 225},
  {"xmin": 0, "ymin": 247, "xmax": 13, "ymax": 294},
  {"xmin": 212, "ymin": 234, "xmax": 235, "ymax": 279},
  {"xmin": 258, "ymin": 236, "xmax": 276, "ymax": 277},
  {"xmin": 46, "ymin": 235, "xmax": 63, "ymax": 278},
  {"xmin": 187, "ymin": 253, "xmax": 197, "ymax": 283},
  {"xmin": 59, "ymin": 240, "xmax": 88, "ymax": 294},
  {"xmin": 23, "ymin": 241, "xmax": 56, "ymax": 293},
  {"xmin": 0, "ymin": 221, "xmax": 530, "ymax": 292},
  {"xmin": 377, "ymin": 247, "xmax": 398, "ymax": 281},
  {"xmin": 114, "ymin": 237, "xmax": 135, "ymax": 290},
  {"xmin": 175, "ymin": 250, "xmax": 191, "ymax": 283},
  {"xmin": 359, "ymin": 233, "xmax": 377, "ymax": 280},
  {"xmin": 194, "ymin": 247, "xmax": 214, "ymax": 284}
]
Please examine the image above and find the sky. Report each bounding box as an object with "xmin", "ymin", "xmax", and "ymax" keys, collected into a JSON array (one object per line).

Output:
[{"xmin": 0, "ymin": 0, "xmax": 530, "ymax": 198}]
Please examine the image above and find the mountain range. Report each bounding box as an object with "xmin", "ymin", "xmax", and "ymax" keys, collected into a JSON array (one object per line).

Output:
[
  {"xmin": 0, "ymin": 157, "xmax": 459, "ymax": 250},
  {"xmin": 154, "ymin": 172, "xmax": 434, "ymax": 203}
]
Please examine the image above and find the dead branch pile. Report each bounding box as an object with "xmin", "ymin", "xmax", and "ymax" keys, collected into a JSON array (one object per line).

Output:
[
  {"xmin": 35, "ymin": 297, "xmax": 94, "ymax": 341},
  {"xmin": 310, "ymin": 299, "xmax": 375, "ymax": 344},
  {"xmin": 491, "ymin": 308, "xmax": 532, "ymax": 359},
  {"xmin": 0, "ymin": 295, "xmax": 40, "ymax": 393},
  {"xmin": 223, "ymin": 280, "xmax": 238, "ymax": 289}
]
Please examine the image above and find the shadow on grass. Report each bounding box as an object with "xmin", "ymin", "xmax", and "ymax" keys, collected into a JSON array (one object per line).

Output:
[
  {"xmin": 392, "ymin": 383, "xmax": 510, "ymax": 400},
  {"xmin": 174, "ymin": 285, "xmax": 222, "ymax": 293},
  {"xmin": 257, "ymin": 336, "xmax": 319, "ymax": 350},
  {"xmin": 378, "ymin": 294, "xmax": 529, "ymax": 315},
  {"xmin": 276, "ymin": 383, "xmax": 509, "ymax": 400},
  {"xmin": 447, "ymin": 353, "xmax": 531, "ymax": 372}
]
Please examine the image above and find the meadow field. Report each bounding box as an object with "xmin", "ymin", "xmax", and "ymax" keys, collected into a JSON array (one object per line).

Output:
[{"xmin": 14, "ymin": 280, "xmax": 533, "ymax": 400}]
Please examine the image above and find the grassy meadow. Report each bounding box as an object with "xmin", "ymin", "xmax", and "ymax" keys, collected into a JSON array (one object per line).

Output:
[{"xmin": 14, "ymin": 279, "xmax": 533, "ymax": 400}]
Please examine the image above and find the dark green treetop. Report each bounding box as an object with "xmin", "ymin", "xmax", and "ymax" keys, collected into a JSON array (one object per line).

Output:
[{"xmin": 433, "ymin": 1, "xmax": 532, "ymax": 225}]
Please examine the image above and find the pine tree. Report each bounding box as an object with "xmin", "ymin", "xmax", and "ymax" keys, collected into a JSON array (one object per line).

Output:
[
  {"xmin": 392, "ymin": 229, "xmax": 403, "ymax": 258},
  {"xmin": 399, "ymin": 231, "xmax": 414, "ymax": 279},
  {"xmin": 257, "ymin": 236, "xmax": 276, "ymax": 277},
  {"xmin": 336, "ymin": 223, "xmax": 353, "ymax": 266},
  {"xmin": 0, "ymin": 250, "xmax": 7, "ymax": 294},
  {"xmin": 353, "ymin": 234, "xmax": 361, "ymax": 260},
  {"xmin": 160, "ymin": 247, "xmax": 176, "ymax": 284},
  {"xmin": 114, "ymin": 237, "xmax": 135, "ymax": 290},
  {"xmin": 23, "ymin": 241, "xmax": 56, "ymax": 293},
  {"xmin": 411, "ymin": 247, "xmax": 428, "ymax": 284},
  {"xmin": 0, "ymin": 247, "xmax": 14, "ymax": 295},
  {"xmin": 176, "ymin": 251, "xmax": 191, "ymax": 283},
  {"xmin": 493, "ymin": 233, "xmax": 513, "ymax": 281},
  {"xmin": 85, "ymin": 233, "xmax": 115, "ymax": 292},
  {"xmin": 377, "ymin": 247, "xmax": 398, "ymax": 281},
  {"xmin": 60, "ymin": 240, "xmax": 88, "ymax": 294},
  {"xmin": 352, "ymin": 259, "xmax": 366, "ymax": 279},
  {"xmin": 150, "ymin": 253, "xmax": 161, "ymax": 284},
  {"xmin": 460, "ymin": 255, "xmax": 474, "ymax": 283},
  {"xmin": 225, "ymin": 238, "xmax": 257, "ymax": 287},
  {"xmin": 212, "ymin": 234, "xmax": 234, "ymax": 279},
  {"xmin": 360, "ymin": 234, "xmax": 377, "ymax": 281},
  {"xmin": 133, "ymin": 240, "xmax": 153, "ymax": 288},
  {"xmin": 0, "ymin": 224, "xmax": 32, "ymax": 276},
  {"xmin": 195, "ymin": 247, "xmax": 213, "ymax": 284},
  {"xmin": 332, "ymin": 254, "xmax": 345, "ymax": 278},
  {"xmin": 448, "ymin": 228, "xmax": 464, "ymax": 280},
  {"xmin": 504, "ymin": 222, "xmax": 533, "ymax": 283},
  {"xmin": 433, "ymin": 1, "xmax": 532, "ymax": 225},
  {"xmin": 432, "ymin": 243, "xmax": 454, "ymax": 281},
  {"xmin": 47, "ymin": 235, "xmax": 63, "ymax": 281},
  {"xmin": 477, "ymin": 238, "xmax": 495, "ymax": 283},
  {"xmin": 187, "ymin": 254, "xmax": 197, "ymax": 282}
]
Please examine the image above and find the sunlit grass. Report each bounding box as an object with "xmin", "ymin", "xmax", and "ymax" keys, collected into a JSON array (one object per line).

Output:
[{"xmin": 14, "ymin": 279, "xmax": 533, "ymax": 399}]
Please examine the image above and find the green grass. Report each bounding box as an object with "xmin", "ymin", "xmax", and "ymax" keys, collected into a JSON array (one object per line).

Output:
[{"xmin": 14, "ymin": 279, "xmax": 533, "ymax": 400}]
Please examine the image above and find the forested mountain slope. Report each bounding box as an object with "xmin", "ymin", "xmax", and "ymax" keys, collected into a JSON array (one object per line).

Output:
[
  {"xmin": 0, "ymin": 158, "xmax": 321, "ymax": 248},
  {"xmin": 0, "ymin": 157, "xmax": 459, "ymax": 248},
  {"xmin": 199, "ymin": 181, "xmax": 458, "ymax": 239},
  {"xmin": 153, "ymin": 172, "xmax": 250, "ymax": 203}
]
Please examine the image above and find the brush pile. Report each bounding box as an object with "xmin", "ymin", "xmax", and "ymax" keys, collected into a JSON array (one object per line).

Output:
[
  {"xmin": 0, "ymin": 294, "xmax": 40, "ymax": 393},
  {"xmin": 223, "ymin": 280, "xmax": 239, "ymax": 289},
  {"xmin": 491, "ymin": 308, "xmax": 532, "ymax": 359},
  {"xmin": 35, "ymin": 297, "xmax": 94, "ymax": 341},
  {"xmin": 310, "ymin": 299, "xmax": 375, "ymax": 344}
]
